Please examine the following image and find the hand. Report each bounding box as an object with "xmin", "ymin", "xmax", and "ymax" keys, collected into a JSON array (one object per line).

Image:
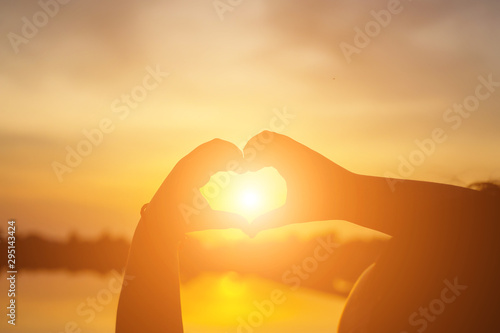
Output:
[
  {"xmin": 242, "ymin": 131, "xmax": 357, "ymax": 236},
  {"xmin": 139, "ymin": 139, "xmax": 247, "ymax": 249},
  {"xmin": 118, "ymin": 139, "xmax": 247, "ymax": 333}
]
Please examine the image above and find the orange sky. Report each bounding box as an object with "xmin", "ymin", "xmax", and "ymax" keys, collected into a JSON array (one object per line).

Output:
[{"xmin": 1, "ymin": 0, "xmax": 499, "ymax": 241}]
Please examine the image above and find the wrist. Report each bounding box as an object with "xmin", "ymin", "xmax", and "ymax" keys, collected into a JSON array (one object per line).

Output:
[
  {"xmin": 338, "ymin": 171, "xmax": 365, "ymax": 223},
  {"xmin": 127, "ymin": 206, "xmax": 182, "ymax": 270},
  {"xmin": 140, "ymin": 202, "xmax": 185, "ymax": 244}
]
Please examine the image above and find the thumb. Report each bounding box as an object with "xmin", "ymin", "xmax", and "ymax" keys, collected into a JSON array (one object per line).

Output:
[{"xmin": 244, "ymin": 206, "xmax": 300, "ymax": 237}]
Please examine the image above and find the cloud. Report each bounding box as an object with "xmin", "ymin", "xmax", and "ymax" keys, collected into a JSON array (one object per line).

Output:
[{"xmin": 1, "ymin": 0, "xmax": 499, "ymax": 240}]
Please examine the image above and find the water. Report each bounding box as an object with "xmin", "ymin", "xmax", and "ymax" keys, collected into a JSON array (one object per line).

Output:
[{"xmin": 0, "ymin": 271, "xmax": 346, "ymax": 333}]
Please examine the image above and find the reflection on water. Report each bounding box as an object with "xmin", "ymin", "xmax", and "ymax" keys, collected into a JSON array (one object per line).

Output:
[
  {"xmin": 0, "ymin": 271, "xmax": 123, "ymax": 333},
  {"xmin": 182, "ymin": 272, "xmax": 346, "ymax": 333},
  {"xmin": 0, "ymin": 271, "xmax": 345, "ymax": 333}
]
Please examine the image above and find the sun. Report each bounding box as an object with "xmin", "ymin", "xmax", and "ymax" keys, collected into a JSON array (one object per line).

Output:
[
  {"xmin": 200, "ymin": 167, "xmax": 286, "ymax": 223},
  {"xmin": 231, "ymin": 183, "xmax": 267, "ymax": 222},
  {"xmin": 240, "ymin": 189, "xmax": 260, "ymax": 210}
]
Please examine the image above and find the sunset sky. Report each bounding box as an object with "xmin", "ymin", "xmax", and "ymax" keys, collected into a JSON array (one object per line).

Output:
[{"xmin": 1, "ymin": 0, "xmax": 499, "ymax": 241}]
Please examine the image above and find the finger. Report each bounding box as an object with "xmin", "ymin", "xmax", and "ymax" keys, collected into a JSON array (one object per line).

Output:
[
  {"xmin": 242, "ymin": 131, "xmax": 282, "ymax": 171},
  {"xmin": 150, "ymin": 139, "xmax": 243, "ymax": 209},
  {"xmin": 173, "ymin": 139, "xmax": 244, "ymax": 188},
  {"xmin": 188, "ymin": 209, "xmax": 248, "ymax": 233},
  {"xmin": 244, "ymin": 205, "xmax": 301, "ymax": 237},
  {"xmin": 242, "ymin": 131, "xmax": 313, "ymax": 177}
]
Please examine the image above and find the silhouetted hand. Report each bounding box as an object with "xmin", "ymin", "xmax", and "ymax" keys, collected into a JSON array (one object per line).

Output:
[
  {"xmin": 117, "ymin": 139, "xmax": 249, "ymax": 333},
  {"xmin": 140, "ymin": 139, "xmax": 247, "ymax": 248},
  {"xmin": 243, "ymin": 131, "xmax": 356, "ymax": 236}
]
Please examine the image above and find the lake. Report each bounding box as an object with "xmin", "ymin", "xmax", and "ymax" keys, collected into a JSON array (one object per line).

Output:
[{"xmin": 0, "ymin": 271, "xmax": 346, "ymax": 333}]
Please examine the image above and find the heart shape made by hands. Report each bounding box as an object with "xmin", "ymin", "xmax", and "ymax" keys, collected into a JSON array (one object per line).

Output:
[{"xmin": 200, "ymin": 167, "xmax": 287, "ymax": 222}]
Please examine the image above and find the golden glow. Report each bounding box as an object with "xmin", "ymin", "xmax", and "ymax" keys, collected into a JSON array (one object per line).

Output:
[
  {"xmin": 240, "ymin": 189, "xmax": 260, "ymax": 210},
  {"xmin": 200, "ymin": 167, "xmax": 287, "ymax": 222},
  {"xmin": 217, "ymin": 271, "xmax": 248, "ymax": 298},
  {"xmin": 180, "ymin": 272, "xmax": 347, "ymax": 330},
  {"xmin": 3, "ymin": 0, "xmax": 499, "ymax": 244},
  {"xmin": 4, "ymin": 2, "xmax": 499, "ymax": 332}
]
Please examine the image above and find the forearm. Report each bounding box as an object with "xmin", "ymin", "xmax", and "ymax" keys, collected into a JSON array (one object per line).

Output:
[
  {"xmin": 116, "ymin": 219, "xmax": 184, "ymax": 333},
  {"xmin": 346, "ymin": 174, "xmax": 482, "ymax": 236}
]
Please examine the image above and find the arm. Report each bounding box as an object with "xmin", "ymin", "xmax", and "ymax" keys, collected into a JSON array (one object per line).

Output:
[
  {"xmin": 347, "ymin": 174, "xmax": 484, "ymax": 235},
  {"xmin": 244, "ymin": 131, "xmax": 488, "ymax": 236},
  {"xmin": 115, "ymin": 218, "xmax": 183, "ymax": 332},
  {"xmin": 115, "ymin": 139, "xmax": 246, "ymax": 333}
]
